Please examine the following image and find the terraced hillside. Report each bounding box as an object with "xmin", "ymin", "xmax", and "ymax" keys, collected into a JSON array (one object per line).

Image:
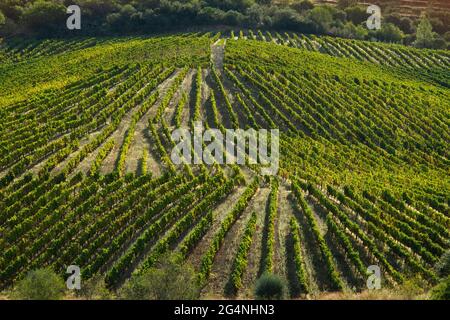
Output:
[
  {"xmin": 312, "ymin": 0, "xmax": 450, "ymax": 17},
  {"xmin": 0, "ymin": 31, "xmax": 448, "ymax": 299}
]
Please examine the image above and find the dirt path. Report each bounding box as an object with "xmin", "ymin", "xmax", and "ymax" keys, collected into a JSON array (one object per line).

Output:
[
  {"xmin": 211, "ymin": 41, "xmax": 251, "ymax": 130},
  {"xmin": 211, "ymin": 42, "xmax": 225, "ymax": 74},
  {"xmin": 200, "ymin": 69, "xmax": 212, "ymax": 124}
]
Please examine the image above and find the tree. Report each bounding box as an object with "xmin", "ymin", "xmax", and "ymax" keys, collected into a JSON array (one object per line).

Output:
[
  {"xmin": 13, "ymin": 268, "xmax": 66, "ymax": 300},
  {"xmin": 0, "ymin": 10, "xmax": 5, "ymax": 26},
  {"xmin": 197, "ymin": 6, "xmax": 226, "ymax": 25},
  {"xmin": 413, "ymin": 14, "xmax": 436, "ymax": 48},
  {"xmin": 429, "ymin": 17, "xmax": 445, "ymax": 35},
  {"xmin": 337, "ymin": 22, "xmax": 368, "ymax": 40},
  {"xmin": 271, "ymin": 8, "xmax": 304, "ymax": 31},
  {"xmin": 106, "ymin": 4, "xmax": 143, "ymax": 32},
  {"xmin": 445, "ymin": 31, "xmax": 450, "ymax": 42},
  {"xmin": 246, "ymin": 4, "xmax": 265, "ymax": 27},
  {"xmin": 21, "ymin": 0, "xmax": 66, "ymax": 35},
  {"xmin": 385, "ymin": 14, "xmax": 414, "ymax": 34},
  {"xmin": 376, "ymin": 23, "xmax": 404, "ymax": 43},
  {"xmin": 119, "ymin": 254, "xmax": 200, "ymax": 300},
  {"xmin": 307, "ymin": 6, "xmax": 333, "ymax": 34},
  {"xmin": 337, "ymin": 0, "xmax": 358, "ymax": 9},
  {"xmin": 344, "ymin": 5, "xmax": 368, "ymax": 25},
  {"xmin": 291, "ymin": 0, "xmax": 314, "ymax": 13},
  {"xmin": 223, "ymin": 10, "xmax": 245, "ymax": 26}
]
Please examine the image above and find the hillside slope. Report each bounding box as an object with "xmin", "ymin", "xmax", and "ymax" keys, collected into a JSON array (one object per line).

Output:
[{"xmin": 0, "ymin": 32, "xmax": 448, "ymax": 299}]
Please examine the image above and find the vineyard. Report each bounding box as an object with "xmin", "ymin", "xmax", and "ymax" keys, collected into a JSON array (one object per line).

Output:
[{"xmin": 0, "ymin": 30, "xmax": 449, "ymax": 299}]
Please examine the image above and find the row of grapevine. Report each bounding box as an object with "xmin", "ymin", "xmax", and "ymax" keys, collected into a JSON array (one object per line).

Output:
[
  {"xmin": 153, "ymin": 67, "xmax": 189, "ymax": 123},
  {"xmin": 263, "ymin": 179, "xmax": 278, "ymax": 274},
  {"xmin": 291, "ymin": 182, "xmax": 344, "ymax": 291},
  {"xmin": 289, "ymin": 217, "xmax": 309, "ymax": 294},
  {"xmin": 199, "ymin": 177, "xmax": 259, "ymax": 283},
  {"xmin": 229, "ymin": 212, "xmax": 257, "ymax": 293}
]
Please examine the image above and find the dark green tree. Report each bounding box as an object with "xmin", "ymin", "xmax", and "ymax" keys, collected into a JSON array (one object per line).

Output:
[{"xmin": 21, "ymin": 0, "xmax": 66, "ymax": 35}]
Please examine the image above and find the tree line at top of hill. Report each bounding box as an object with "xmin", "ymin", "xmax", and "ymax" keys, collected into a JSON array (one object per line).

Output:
[{"xmin": 0, "ymin": 0, "xmax": 448, "ymax": 49}]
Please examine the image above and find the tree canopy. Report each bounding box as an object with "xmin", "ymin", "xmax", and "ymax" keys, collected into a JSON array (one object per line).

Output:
[{"xmin": 0, "ymin": 0, "xmax": 447, "ymax": 48}]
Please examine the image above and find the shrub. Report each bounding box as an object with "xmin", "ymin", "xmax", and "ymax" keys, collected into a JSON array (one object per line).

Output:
[
  {"xmin": 435, "ymin": 250, "xmax": 450, "ymax": 278},
  {"xmin": 13, "ymin": 268, "xmax": 65, "ymax": 300},
  {"xmin": 376, "ymin": 23, "xmax": 404, "ymax": 43},
  {"xmin": 77, "ymin": 275, "xmax": 112, "ymax": 300},
  {"xmin": 119, "ymin": 254, "xmax": 200, "ymax": 300},
  {"xmin": 254, "ymin": 273, "xmax": 286, "ymax": 300},
  {"xmin": 430, "ymin": 276, "xmax": 450, "ymax": 300}
]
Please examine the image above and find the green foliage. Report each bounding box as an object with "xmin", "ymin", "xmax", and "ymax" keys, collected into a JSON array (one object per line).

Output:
[
  {"xmin": 21, "ymin": 0, "xmax": 66, "ymax": 35},
  {"xmin": 140, "ymin": 149, "xmax": 148, "ymax": 176},
  {"xmin": 337, "ymin": 0, "xmax": 358, "ymax": 9},
  {"xmin": 344, "ymin": 5, "xmax": 368, "ymax": 25},
  {"xmin": 0, "ymin": 1, "xmax": 439, "ymax": 46},
  {"xmin": 385, "ymin": 14, "xmax": 414, "ymax": 34},
  {"xmin": 263, "ymin": 179, "xmax": 278, "ymax": 273},
  {"xmin": 435, "ymin": 251, "xmax": 450, "ymax": 278},
  {"xmin": 13, "ymin": 268, "xmax": 65, "ymax": 300},
  {"xmin": 229, "ymin": 212, "xmax": 257, "ymax": 293},
  {"xmin": 307, "ymin": 6, "xmax": 333, "ymax": 33},
  {"xmin": 211, "ymin": 65, "xmax": 239, "ymax": 129},
  {"xmin": 376, "ymin": 23, "xmax": 405, "ymax": 43},
  {"xmin": 0, "ymin": 30, "xmax": 449, "ymax": 300},
  {"xmin": 336, "ymin": 22, "xmax": 368, "ymax": 40},
  {"xmin": 89, "ymin": 139, "xmax": 115, "ymax": 177},
  {"xmin": 153, "ymin": 67, "xmax": 189, "ymax": 123},
  {"xmin": 199, "ymin": 177, "xmax": 259, "ymax": 283},
  {"xmin": 0, "ymin": 10, "xmax": 5, "ymax": 25},
  {"xmin": 76, "ymin": 275, "xmax": 112, "ymax": 300},
  {"xmin": 179, "ymin": 211, "xmax": 214, "ymax": 258},
  {"xmin": 120, "ymin": 254, "xmax": 200, "ymax": 300},
  {"xmin": 289, "ymin": 217, "xmax": 309, "ymax": 294},
  {"xmin": 414, "ymin": 15, "xmax": 438, "ymax": 48},
  {"xmin": 174, "ymin": 91, "xmax": 188, "ymax": 128},
  {"xmin": 292, "ymin": 182, "xmax": 344, "ymax": 291},
  {"xmin": 254, "ymin": 273, "xmax": 286, "ymax": 300},
  {"xmin": 291, "ymin": 1, "xmax": 314, "ymax": 13},
  {"xmin": 192, "ymin": 66, "xmax": 203, "ymax": 124},
  {"xmin": 430, "ymin": 276, "xmax": 450, "ymax": 300}
]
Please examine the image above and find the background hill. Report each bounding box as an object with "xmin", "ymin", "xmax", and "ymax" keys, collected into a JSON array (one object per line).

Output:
[{"xmin": 0, "ymin": 0, "xmax": 449, "ymax": 49}]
